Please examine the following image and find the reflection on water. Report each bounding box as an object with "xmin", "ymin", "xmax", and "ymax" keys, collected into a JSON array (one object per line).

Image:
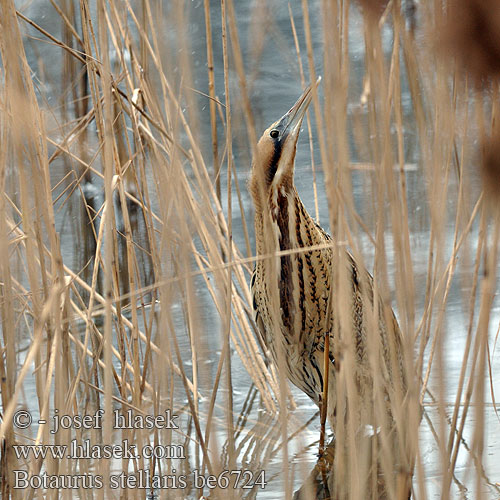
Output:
[{"xmin": 12, "ymin": 0, "xmax": 500, "ymax": 499}]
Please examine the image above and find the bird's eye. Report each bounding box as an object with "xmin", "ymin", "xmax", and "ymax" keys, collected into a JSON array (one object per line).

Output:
[{"xmin": 270, "ymin": 129, "xmax": 279, "ymax": 139}]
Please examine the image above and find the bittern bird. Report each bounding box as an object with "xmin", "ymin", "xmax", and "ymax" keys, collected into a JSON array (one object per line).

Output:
[{"xmin": 250, "ymin": 82, "xmax": 414, "ymax": 499}]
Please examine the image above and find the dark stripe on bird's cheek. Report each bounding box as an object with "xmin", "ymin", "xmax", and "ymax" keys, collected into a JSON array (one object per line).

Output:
[
  {"xmin": 266, "ymin": 141, "xmax": 282, "ymax": 184},
  {"xmin": 266, "ymin": 128, "xmax": 290, "ymax": 185}
]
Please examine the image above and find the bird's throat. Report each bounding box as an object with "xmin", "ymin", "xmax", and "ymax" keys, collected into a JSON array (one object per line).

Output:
[{"xmin": 255, "ymin": 186, "xmax": 296, "ymax": 256}]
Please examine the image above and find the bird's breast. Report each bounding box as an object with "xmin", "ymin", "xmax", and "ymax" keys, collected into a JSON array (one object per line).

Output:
[{"xmin": 256, "ymin": 188, "xmax": 333, "ymax": 350}]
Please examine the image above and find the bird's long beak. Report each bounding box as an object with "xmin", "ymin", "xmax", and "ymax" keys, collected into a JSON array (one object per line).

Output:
[{"xmin": 277, "ymin": 76, "xmax": 321, "ymax": 138}]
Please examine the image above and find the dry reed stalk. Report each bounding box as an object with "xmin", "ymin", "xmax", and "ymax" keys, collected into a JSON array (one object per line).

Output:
[
  {"xmin": 203, "ymin": 0, "xmax": 220, "ymax": 204},
  {"xmin": 220, "ymin": 0, "xmax": 238, "ymax": 486}
]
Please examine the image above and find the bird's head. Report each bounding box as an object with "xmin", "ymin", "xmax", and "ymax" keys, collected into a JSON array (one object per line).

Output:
[{"xmin": 249, "ymin": 79, "xmax": 320, "ymax": 211}]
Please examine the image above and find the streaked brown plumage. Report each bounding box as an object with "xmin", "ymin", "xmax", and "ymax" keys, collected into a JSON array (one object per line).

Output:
[{"xmin": 250, "ymin": 82, "xmax": 413, "ymax": 499}]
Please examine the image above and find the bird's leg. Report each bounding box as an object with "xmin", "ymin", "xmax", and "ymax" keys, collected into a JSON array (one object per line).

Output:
[
  {"xmin": 318, "ymin": 334, "xmax": 329, "ymax": 453},
  {"xmin": 319, "ymin": 287, "xmax": 334, "ymax": 470},
  {"xmin": 318, "ymin": 330, "xmax": 331, "ymax": 481}
]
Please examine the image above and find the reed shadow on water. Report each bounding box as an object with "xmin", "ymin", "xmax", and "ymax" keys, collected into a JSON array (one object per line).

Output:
[{"xmin": 0, "ymin": 1, "xmax": 499, "ymax": 499}]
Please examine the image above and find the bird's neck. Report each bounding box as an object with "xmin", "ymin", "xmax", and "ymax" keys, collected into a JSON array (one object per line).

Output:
[{"xmin": 254, "ymin": 184, "xmax": 322, "ymax": 258}]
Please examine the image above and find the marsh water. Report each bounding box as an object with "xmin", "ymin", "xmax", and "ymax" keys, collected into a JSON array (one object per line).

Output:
[{"xmin": 13, "ymin": 1, "xmax": 500, "ymax": 498}]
